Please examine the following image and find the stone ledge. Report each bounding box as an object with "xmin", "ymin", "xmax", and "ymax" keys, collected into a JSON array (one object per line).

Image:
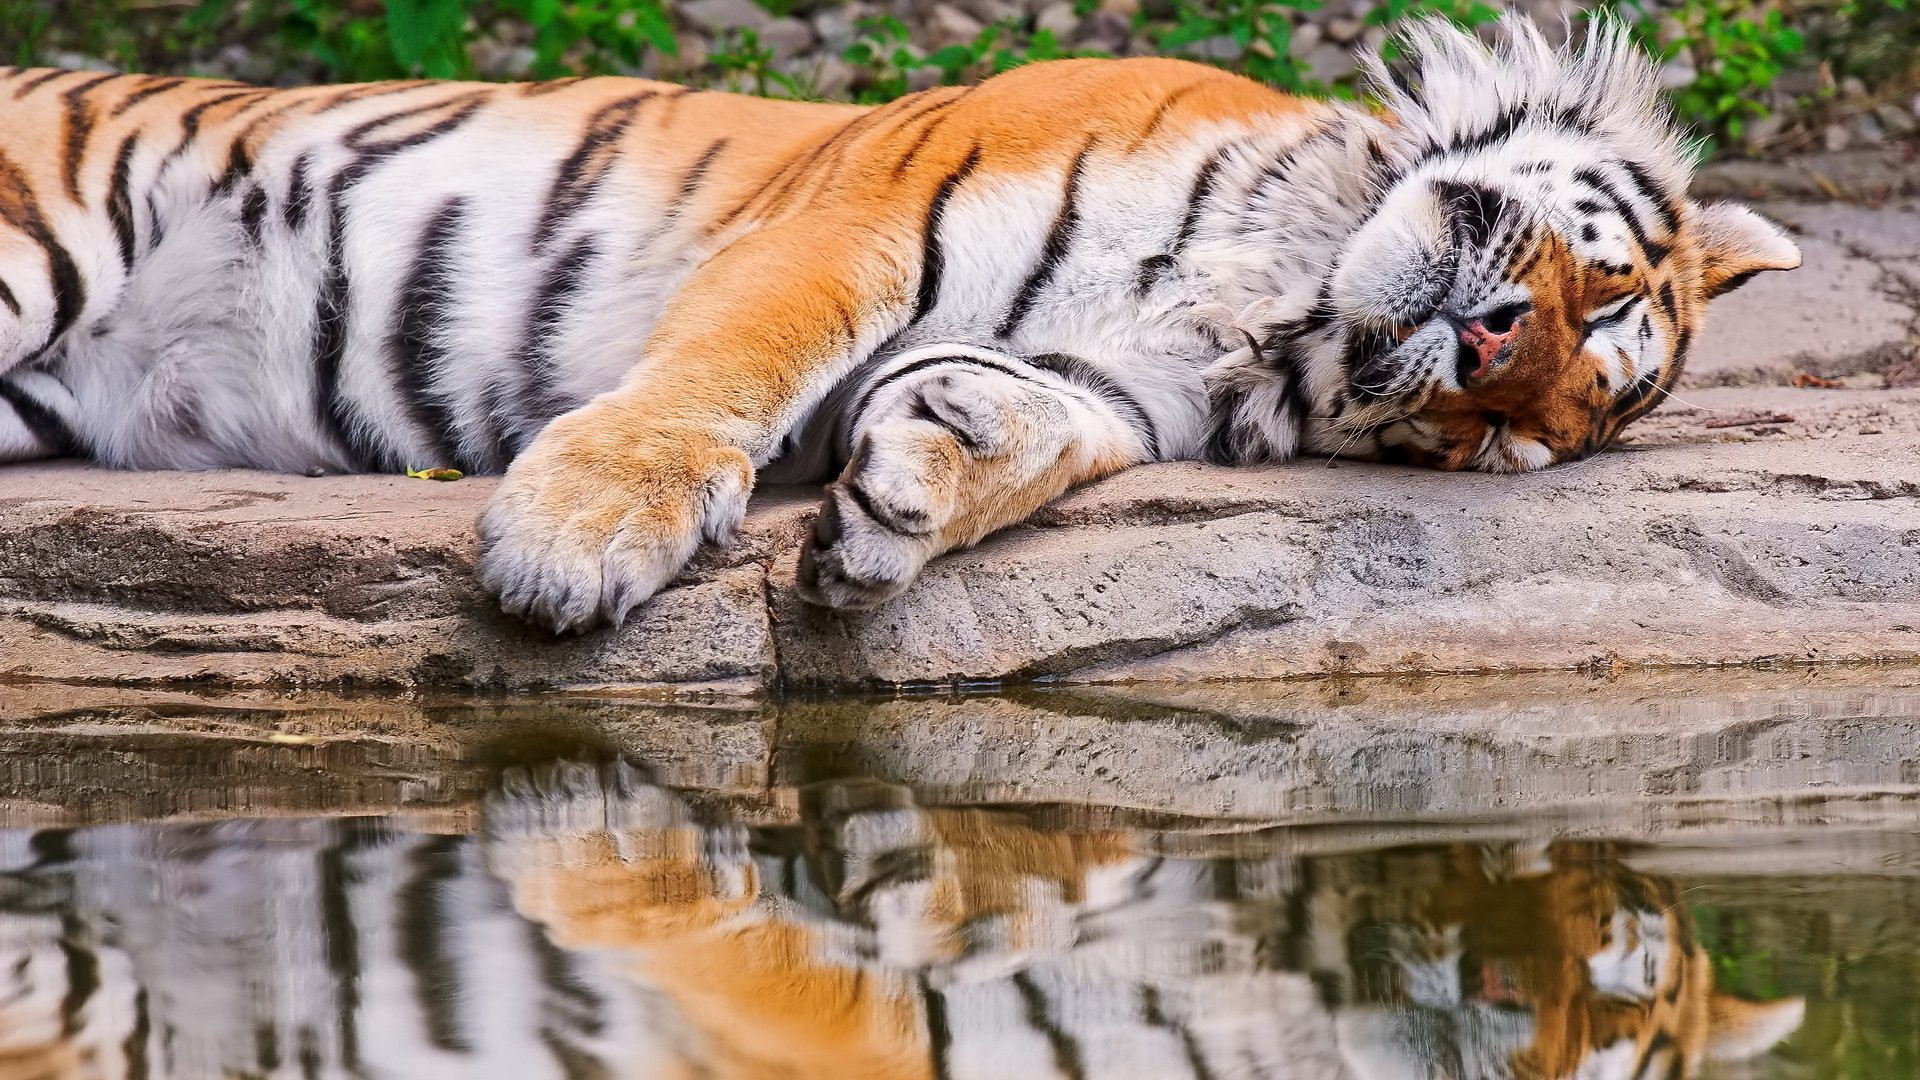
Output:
[{"xmin": 2, "ymin": 415, "xmax": 1916, "ymax": 693}]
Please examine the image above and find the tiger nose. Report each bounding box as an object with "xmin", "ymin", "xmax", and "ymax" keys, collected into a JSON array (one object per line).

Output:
[{"xmin": 1456, "ymin": 316, "xmax": 1521, "ymax": 381}]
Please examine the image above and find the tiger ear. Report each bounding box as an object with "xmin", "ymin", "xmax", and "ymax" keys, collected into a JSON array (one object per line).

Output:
[
  {"xmin": 1705, "ymin": 994, "xmax": 1805, "ymax": 1062},
  {"xmin": 1689, "ymin": 202, "xmax": 1802, "ymax": 298}
]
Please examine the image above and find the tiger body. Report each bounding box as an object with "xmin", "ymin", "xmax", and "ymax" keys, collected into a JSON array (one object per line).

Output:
[
  {"xmin": 0, "ymin": 765, "xmax": 1804, "ymax": 1079},
  {"xmin": 0, "ymin": 21, "xmax": 1801, "ymax": 629}
]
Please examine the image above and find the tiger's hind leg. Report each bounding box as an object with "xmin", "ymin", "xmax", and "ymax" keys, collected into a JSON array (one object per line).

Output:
[{"xmin": 796, "ymin": 345, "xmax": 1157, "ymax": 610}]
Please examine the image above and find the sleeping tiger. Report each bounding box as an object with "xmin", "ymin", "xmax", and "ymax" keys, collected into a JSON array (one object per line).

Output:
[
  {"xmin": 0, "ymin": 762, "xmax": 1805, "ymax": 1078},
  {"xmin": 0, "ymin": 17, "xmax": 1799, "ymax": 631}
]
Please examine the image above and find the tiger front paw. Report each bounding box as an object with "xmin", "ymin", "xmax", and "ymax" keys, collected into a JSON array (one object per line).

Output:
[
  {"xmin": 477, "ymin": 412, "xmax": 753, "ymax": 633},
  {"xmin": 797, "ymin": 369, "xmax": 1055, "ymax": 610}
]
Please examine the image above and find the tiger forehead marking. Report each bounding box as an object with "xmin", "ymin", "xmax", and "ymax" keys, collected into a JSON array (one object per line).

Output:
[{"xmin": 0, "ymin": 18, "xmax": 1801, "ymax": 628}]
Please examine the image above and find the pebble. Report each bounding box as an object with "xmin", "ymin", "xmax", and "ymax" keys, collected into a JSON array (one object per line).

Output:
[{"xmin": 678, "ymin": 0, "xmax": 773, "ymax": 36}]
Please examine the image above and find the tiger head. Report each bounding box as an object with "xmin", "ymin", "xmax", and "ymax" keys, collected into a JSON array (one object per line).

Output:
[
  {"xmin": 1315, "ymin": 16, "xmax": 1800, "ymax": 471},
  {"xmin": 1319, "ymin": 842, "xmax": 1807, "ymax": 1080}
]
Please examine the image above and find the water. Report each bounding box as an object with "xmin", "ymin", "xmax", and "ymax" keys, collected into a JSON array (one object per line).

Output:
[{"xmin": 0, "ymin": 668, "xmax": 1917, "ymax": 1079}]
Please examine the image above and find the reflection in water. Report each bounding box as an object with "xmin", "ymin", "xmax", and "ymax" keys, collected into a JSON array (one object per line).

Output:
[{"xmin": 0, "ymin": 761, "xmax": 1807, "ymax": 1080}]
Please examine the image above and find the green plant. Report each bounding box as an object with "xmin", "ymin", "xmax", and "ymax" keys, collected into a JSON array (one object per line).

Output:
[
  {"xmin": 1153, "ymin": 0, "xmax": 1324, "ymax": 92},
  {"xmin": 840, "ymin": 14, "xmax": 1086, "ymax": 104},
  {"xmin": 179, "ymin": 0, "xmax": 679, "ymax": 82},
  {"xmin": 1603, "ymin": 0, "xmax": 1806, "ymax": 148},
  {"xmin": 708, "ymin": 27, "xmax": 804, "ymax": 97}
]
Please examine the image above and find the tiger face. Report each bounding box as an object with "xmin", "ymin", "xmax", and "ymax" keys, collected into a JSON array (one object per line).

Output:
[{"xmin": 1315, "ymin": 18, "xmax": 1802, "ymax": 472}]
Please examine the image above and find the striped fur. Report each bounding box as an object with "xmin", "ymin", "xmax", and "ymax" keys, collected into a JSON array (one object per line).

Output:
[
  {"xmin": 0, "ymin": 18, "xmax": 1800, "ymax": 630},
  {"xmin": 0, "ymin": 764, "xmax": 1804, "ymax": 1078}
]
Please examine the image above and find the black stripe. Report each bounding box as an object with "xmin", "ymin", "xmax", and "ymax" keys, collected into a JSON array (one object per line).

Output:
[
  {"xmin": 1012, "ymin": 972, "xmax": 1087, "ymax": 1080},
  {"xmin": 12, "ymin": 69, "xmax": 72, "ymax": 99},
  {"xmin": 666, "ymin": 138, "xmax": 729, "ymax": 222},
  {"xmin": 1132, "ymin": 83, "xmax": 1202, "ymax": 151},
  {"xmin": 317, "ymin": 829, "xmax": 364, "ymax": 1072},
  {"xmin": 316, "ymin": 79, "xmax": 436, "ymax": 113},
  {"xmin": 1574, "ymin": 166, "xmax": 1668, "ymax": 267},
  {"xmin": 843, "ymin": 477, "xmax": 929, "ymax": 536},
  {"xmin": 1138, "ymin": 144, "xmax": 1231, "ymax": 292},
  {"xmin": 527, "ymin": 919, "xmax": 607, "ymax": 1039},
  {"xmin": 716, "ymin": 97, "xmax": 912, "ymax": 233},
  {"xmin": 311, "ymin": 95, "xmax": 490, "ymax": 470},
  {"xmin": 1029, "ymin": 352, "xmax": 1161, "ymax": 459},
  {"xmin": 311, "ymin": 172, "xmax": 368, "ymax": 468},
  {"xmin": 160, "ymin": 89, "xmax": 268, "ymax": 171},
  {"xmin": 1141, "ymin": 986, "xmax": 1217, "ymax": 1080},
  {"xmin": 109, "ymin": 75, "xmax": 186, "ymax": 118},
  {"xmin": 340, "ymin": 89, "xmax": 489, "ymax": 154},
  {"xmin": 531, "ymin": 91, "xmax": 658, "ymax": 253},
  {"xmin": 1655, "ymin": 280, "xmax": 1677, "ymax": 321},
  {"xmin": 124, "ymin": 989, "xmax": 151, "ymax": 1080},
  {"xmin": 0, "ymin": 277, "xmax": 17, "ymax": 317},
  {"xmin": 524, "ymin": 76, "xmax": 589, "ymax": 96},
  {"xmin": 1616, "ymin": 159, "xmax": 1679, "ymax": 235},
  {"xmin": 396, "ymin": 835, "xmax": 472, "ymax": 1053},
  {"xmin": 388, "ymin": 196, "xmax": 471, "ymax": 471},
  {"xmin": 0, "ymin": 152, "xmax": 87, "ymax": 364},
  {"xmin": 921, "ymin": 976, "xmax": 954, "ymax": 1080},
  {"xmin": 509, "ymin": 235, "xmax": 598, "ymax": 454},
  {"xmin": 910, "ymin": 145, "xmax": 981, "ymax": 326},
  {"xmin": 106, "ymin": 135, "xmax": 139, "ymax": 271},
  {"xmin": 889, "ymin": 91, "xmax": 968, "ymax": 177},
  {"xmin": 59, "ymin": 72, "xmax": 120, "ymax": 201},
  {"xmin": 284, "ymin": 151, "xmax": 314, "ymax": 230},
  {"xmin": 907, "ymin": 395, "xmax": 983, "ymax": 453},
  {"xmin": 58, "ymin": 916, "xmax": 100, "ymax": 1036},
  {"xmin": 849, "ymin": 352, "xmax": 1045, "ymax": 431},
  {"xmin": 997, "ymin": 138, "xmax": 1095, "ymax": 339},
  {"xmin": 239, "ymin": 184, "xmax": 268, "ymax": 246}
]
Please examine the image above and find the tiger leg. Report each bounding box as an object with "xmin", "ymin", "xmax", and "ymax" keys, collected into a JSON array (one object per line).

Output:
[
  {"xmin": 476, "ymin": 208, "xmax": 916, "ymax": 633},
  {"xmin": 796, "ymin": 346, "xmax": 1156, "ymax": 610}
]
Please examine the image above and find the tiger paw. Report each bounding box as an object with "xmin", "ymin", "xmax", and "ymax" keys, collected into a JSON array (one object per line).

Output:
[
  {"xmin": 796, "ymin": 369, "xmax": 1058, "ymax": 610},
  {"xmin": 477, "ymin": 412, "xmax": 753, "ymax": 633}
]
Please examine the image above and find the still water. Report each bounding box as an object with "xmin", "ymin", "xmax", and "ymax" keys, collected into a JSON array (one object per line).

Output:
[{"xmin": 0, "ymin": 671, "xmax": 1916, "ymax": 1079}]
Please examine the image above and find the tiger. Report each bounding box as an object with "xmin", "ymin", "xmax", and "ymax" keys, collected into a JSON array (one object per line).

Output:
[
  {"xmin": 0, "ymin": 761, "xmax": 1806, "ymax": 1078},
  {"xmin": 0, "ymin": 16, "xmax": 1801, "ymax": 632}
]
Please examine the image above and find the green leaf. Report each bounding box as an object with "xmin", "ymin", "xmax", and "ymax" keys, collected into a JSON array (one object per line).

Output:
[{"xmin": 386, "ymin": 0, "xmax": 466, "ymax": 71}]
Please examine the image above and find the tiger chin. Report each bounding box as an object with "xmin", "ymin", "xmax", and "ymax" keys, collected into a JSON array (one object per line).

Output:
[{"xmin": 0, "ymin": 18, "xmax": 1798, "ymax": 633}]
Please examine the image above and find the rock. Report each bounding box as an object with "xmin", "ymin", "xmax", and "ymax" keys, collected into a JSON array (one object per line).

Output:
[
  {"xmin": 924, "ymin": 2, "xmax": 986, "ymax": 47},
  {"xmin": 1875, "ymin": 103, "xmax": 1918, "ymax": 138},
  {"xmin": 6, "ymin": 411, "xmax": 1917, "ymax": 695},
  {"xmin": 1825, "ymin": 122, "xmax": 1854, "ymax": 153},
  {"xmin": 1099, "ymin": 0, "xmax": 1140, "ymax": 18},
  {"xmin": 809, "ymin": 54, "xmax": 858, "ymax": 98},
  {"xmin": 1323, "ymin": 16, "xmax": 1365, "ymax": 44},
  {"xmin": 1036, "ymin": 1, "xmax": 1078, "ymax": 39},
  {"xmin": 471, "ymin": 40, "xmax": 536, "ymax": 80},
  {"xmin": 47, "ymin": 51, "xmax": 116, "ymax": 73},
  {"xmin": 1304, "ymin": 41, "xmax": 1358, "ymax": 84},
  {"xmin": 678, "ymin": 0, "xmax": 774, "ymax": 36},
  {"xmin": 1739, "ymin": 113, "xmax": 1786, "ymax": 149},
  {"xmin": 1070, "ymin": 9, "xmax": 1133, "ymax": 53},
  {"xmin": 1183, "ymin": 35, "xmax": 1243, "ymax": 62},
  {"xmin": 1855, "ymin": 112, "xmax": 1888, "ymax": 144},
  {"xmin": 760, "ymin": 16, "xmax": 817, "ymax": 59},
  {"xmin": 1658, "ymin": 54, "xmax": 1696, "ymax": 91},
  {"xmin": 1288, "ymin": 21, "xmax": 1323, "ymax": 59}
]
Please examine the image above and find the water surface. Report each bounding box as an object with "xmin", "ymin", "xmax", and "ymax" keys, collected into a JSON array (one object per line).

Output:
[{"xmin": 0, "ymin": 670, "xmax": 1915, "ymax": 1079}]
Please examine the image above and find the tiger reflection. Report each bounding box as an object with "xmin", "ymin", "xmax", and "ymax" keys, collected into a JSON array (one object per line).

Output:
[{"xmin": 0, "ymin": 762, "xmax": 1801, "ymax": 1079}]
